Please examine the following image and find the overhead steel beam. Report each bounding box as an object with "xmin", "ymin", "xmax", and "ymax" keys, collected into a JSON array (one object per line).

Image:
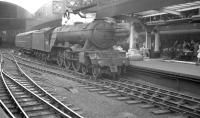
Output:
[
  {"xmin": 95, "ymin": 0, "xmax": 199, "ymax": 18},
  {"xmin": 26, "ymin": 16, "xmax": 61, "ymax": 30},
  {"xmin": 160, "ymin": 9, "xmax": 182, "ymax": 16},
  {"xmin": 73, "ymin": 3, "xmax": 97, "ymax": 13}
]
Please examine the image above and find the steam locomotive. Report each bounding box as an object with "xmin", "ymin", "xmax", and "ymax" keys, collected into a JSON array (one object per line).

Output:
[{"xmin": 15, "ymin": 19, "xmax": 129, "ymax": 79}]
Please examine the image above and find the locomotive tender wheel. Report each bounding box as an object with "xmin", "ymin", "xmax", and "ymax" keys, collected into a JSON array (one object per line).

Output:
[
  {"xmin": 41, "ymin": 54, "xmax": 44, "ymax": 61},
  {"xmin": 64, "ymin": 50, "xmax": 71, "ymax": 70},
  {"xmin": 121, "ymin": 65, "xmax": 126, "ymax": 75},
  {"xmin": 117, "ymin": 66, "xmax": 122, "ymax": 76},
  {"xmin": 81, "ymin": 64, "xmax": 88, "ymax": 75},
  {"xmin": 39, "ymin": 53, "xmax": 42, "ymax": 60},
  {"xmin": 72, "ymin": 61, "xmax": 81, "ymax": 72},
  {"xmin": 112, "ymin": 72, "xmax": 119, "ymax": 80},
  {"xmin": 42, "ymin": 54, "xmax": 47, "ymax": 63},
  {"xmin": 35, "ymin": 51, "xmax": 38, "ymax": 57},
  {"xmin": 57, "ymin": 50, "xmax": 65, "ymax": 67},
  {"xmin": 37, "ymin": 52, "xmax": 40, "ymax": 59},
  {"xmin": 92, "ymin": 66, "xmax": 101, "ymax": 79},
  {"xmin": 57, "ymin": 57, "xmax": 63, "ymax": 67},
  {"xmin": 64, "ymin": 59, "xmax": 71, "ymax": 70}
]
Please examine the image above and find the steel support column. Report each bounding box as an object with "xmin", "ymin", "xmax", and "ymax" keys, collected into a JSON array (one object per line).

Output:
[
  {"xmin": 127, "ymin": 21, "xmax": 143, "ymax": 61},
  {"xmin": 154, "ymin": 31, "xmax": 160, "ymax": 52},
  {"xmin": 129, "ymin": 22, "xmax": 137, "ymax": 50},
  {"xmin": 145, "ymin": 31, "xmax": 151, "ymax": 49}
]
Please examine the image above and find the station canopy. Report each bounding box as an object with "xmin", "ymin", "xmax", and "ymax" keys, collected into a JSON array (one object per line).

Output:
[{"xmin": 136, "ymin": 1, "xmax": 200, "ymax": 17}]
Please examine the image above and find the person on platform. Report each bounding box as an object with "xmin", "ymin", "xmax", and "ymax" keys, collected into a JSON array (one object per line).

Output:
[
  {"xmin": 183, "ymin": 40, "xmax": 187, "ymax": 49},
  {"xmin": 194, "ymin": 42, "xmax": 199, "ymax": 61},
  {"xmin": 173, "ymin": 40, "xmax": 178, "ymax": 48},
  {"xmin": 196, "ymin": 44, "xmax": 200, "ymax": 65},
  {"xmin": 190, "ymin": 40, "xmax": 195, "ymax": 51},
  {"xmin": 0, "ymin": 36, "xmax": 2, "ymax": 46}
]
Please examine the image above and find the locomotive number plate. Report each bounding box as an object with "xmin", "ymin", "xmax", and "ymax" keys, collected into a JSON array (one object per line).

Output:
[{"xmin": 110, "ymin": 66, "xmax": 118, "ymax": 72}]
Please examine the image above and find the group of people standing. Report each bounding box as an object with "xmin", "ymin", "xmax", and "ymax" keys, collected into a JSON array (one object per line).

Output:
[
  {"xmin": 197, "ymin": 44, "xmax": 200, "ymax": 65},
  {"xmin": 163, "ymin": 40, "xmax": 200, "ymax": 63}
]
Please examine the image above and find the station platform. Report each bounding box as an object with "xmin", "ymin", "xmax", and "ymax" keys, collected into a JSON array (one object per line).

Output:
[{"xmin": 129, "ymin": 58, "xmax": 200, "ymax": 80}]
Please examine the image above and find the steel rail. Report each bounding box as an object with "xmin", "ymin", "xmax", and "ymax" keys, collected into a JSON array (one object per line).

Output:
[
  {"xmin": 2, "ymin": 72, "xmax": 72, "ymax": 118},
  {"xmin": 94, "ymin": 79, "xmax": 200, "ymax": 117},
  {"xmin": 0, "ymin": 55, "xmax": 14, "ymax": 118},
  {"xmin": 10, "ymin": 51, "xmax": 200, "ymax": 117},
  {"xmin": 0, "ymin": 99, "xmax": 16, "ymax": 118},
  {"xmin": 101, "ymin": 79, "xmax": 200, "ymax": 102},
  {"xmin": 4, "ymin": 53, "xmax": 84, "ymax": 118},
  {"xmin": 13, "ymin": 55, "xmax": 200, "ymax": 117},
  {"xmin": 11, "ymin": 54, "xmax": 84, "ymax": 118},
  {"xmin": 0, "ymin": 72, "xmax": 30, "ymax": 118},
  {"xmin": 0, "ymin": 54, "xmax": 29, "ymax": 118},
  {"xmin": 115, "ymin": 79, "xmax": 200, "ymax": 101},
  {"xmin": 13, "ymin": 52, "xmax": 200, "ymax": 102},
  {"xmin": 2, "ymin": 53, "xmax": 74, "ymax": 118},
  {"xmin": 80, "ymin": 80, "xmax": 200, "ymax": 117}
]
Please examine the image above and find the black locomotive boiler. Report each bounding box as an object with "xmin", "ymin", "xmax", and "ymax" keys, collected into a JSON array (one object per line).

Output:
[{"xmin": 15, "ymin": 19, "xmax": 129, "ymax": 79}]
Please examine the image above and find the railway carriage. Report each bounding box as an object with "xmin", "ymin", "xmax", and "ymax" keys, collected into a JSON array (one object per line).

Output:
[{"xmin": 15, "ymin": 30, "xmax": 38, "ymax": 53}]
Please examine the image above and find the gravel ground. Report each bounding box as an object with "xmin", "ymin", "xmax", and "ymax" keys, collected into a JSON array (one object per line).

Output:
[
  {"xmin": 20, "ymin": 65, "xmax": 187, "ymax": 118},
  {"xmin": 0, "ymin": 108, "xmax": 10, "ymax": 118}
]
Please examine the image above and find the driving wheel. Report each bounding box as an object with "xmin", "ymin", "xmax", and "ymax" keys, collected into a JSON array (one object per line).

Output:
[
  {"xmin": 72, "ymin": 61, "xmax": 81, "ymax": 72},
  {"xmin": 81, "ymin": 64, "xmax": 88, "ymax": 75},
  {"xmin": 42, "ymin": 54, "xmax": 47, "ymax": 63},
  {"xmin": 111, "ymin": 72, "xmax": 119, "ymax": 80},
  {"xmin": 56, "ymin": 56, "xmax": 63, "ymax": 67},
  {"xmin": 92, "ymin": 66, "xmax": 101, "ymax": 79},
  {"xmin": 64, "ymin": 59, "xmax": 71, "ymax": 70}
]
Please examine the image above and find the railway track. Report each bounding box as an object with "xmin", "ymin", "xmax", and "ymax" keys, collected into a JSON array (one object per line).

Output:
[
  {"xmin": 0, "ymin": 62, "xmax": 23, "ymax": 118},
  {"xmin": 1, "ymin": 53, "xmax": 84, "ymax": 118},
  {"xmin": 0, "ymin": 99, "xmax": 16, "ymax": 118},
  {"xmin": 11, "ymin": 51, "xmax": 200, "ymax": 118}
]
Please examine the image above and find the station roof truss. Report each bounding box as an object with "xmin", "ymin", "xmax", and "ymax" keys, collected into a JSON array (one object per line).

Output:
[
  {"xmin": 135, "ymin": 1, "xmax": 200, "ymax": 25},
  {"xmin": 63, "ymin": 0, "xmax": 97, "ymax": 12}
]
